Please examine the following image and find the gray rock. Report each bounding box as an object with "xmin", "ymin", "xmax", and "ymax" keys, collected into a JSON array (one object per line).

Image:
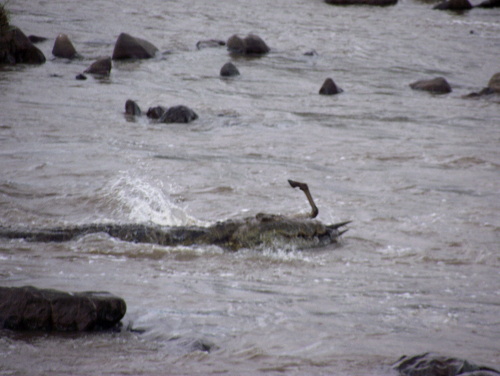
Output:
[
  {"xmin": 409, "ymin": 77, "xmax": 452, "ymax": 94},
  {"xmin": 220, "ymin": 62, "xmax": 240, "ymax": 77},
  {"xmin": 0, "ymin": 26, "xmax": 46, "ymax": 65},
  {"xmin": 160, "ymin": 105, "xmax": 198, "ymax": 124},
  {"xmin": 227, "ymin": 34, "xmax": 270, "ymax": 55},
  {"xmin": 325, "ymin": 0, "xmax": 397, "ymax": 6},
  {"xmin": 319, "ymin": 78, "xmax": 343, "ymax": 95},
  {"xmin": 394, "ymin": 353, "xmax": 499, "ymax": 376},
  {"xmin": 0, "ymin": 286, "xmax": 126, "ymax": 332},
  {"xmin": 52, "ymin": 33, "xmax": 78, "ymax": 59},
  {"xmin": 84, "ymin": 56, "xmax": 112, "ymax": 76},
  {"xmin": 112, "ymin": 32, "xmax": 158, "ymax": 60}
]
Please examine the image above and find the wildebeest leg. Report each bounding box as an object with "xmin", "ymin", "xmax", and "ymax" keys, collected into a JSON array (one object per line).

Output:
[{"xmin": 288, "ymin": 180, "xmax": 319, "ymax": 218}]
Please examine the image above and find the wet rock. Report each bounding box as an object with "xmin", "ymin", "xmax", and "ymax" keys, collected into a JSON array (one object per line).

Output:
[
  {"xmin": 75, "ymin": 73, "xmax": 87, "ymax": 80},
  {"xmin": 409, "ymin": 77, "xmax": 452, "ymax": 94},
  {"xmin": 433, "ymin": 0, "xmax": 472, "ymax": 10},
  {"xmin": 227, "ymin": 34, "xmax": 270, "ymax": 55},
  {"xmin": 84, "ymin": 56, "xmax": 112, "ymax": 76},
  {"xmin": 28, "ymin": 35, "xmax": 47, "ymax": 43},
  {"xmin": 0, "ymin": 26, "xmax": 46, "ymax": 65},
  {"xmin": 319, "ymin": 78, "xmax": 343, "ymax": 95},
  {"xmin": 393, "ymin": 353, "xmax": 500, "ymax": 376},
  {"xmin": 196, "ymin": 39, "xmax": 225, "ymax": 50},
  {"xmin": 52, "ymin": 33, "xmax": 78, "ymax": 59},
  {"xmin": 160, "ymin": 105, "xmax": 198, "ymax": 124},
  {"xmin": 476, "ymin": 0, "xmax": 500, "ymax": 7},
  {"xmin": 146, "ymin": 106, "xmax": 166, "ymax": 119},
  {"xmin": 325, "ymin": 0, "xmax": 398, "ymax": 5},
  {"xmin": 304, "ymin": 49, "xmax": 318, "ymax": 56},
  {"xmin": 0, "ymin": 286, "xmax": 126, "ymax": 332},
  {"xmin": 463, "ymin": 72, "xmax": 500, "ymax": 98},
  {"xmin": 220, "ymin": 62, "xmax": 240, "ymax": 77},
  {"xmin": 112, "ymin": 32, "xmax": 158, "ymax": 60},
  {"xmin": 125, "ymin": 99, "xmax": 142, "ymax": 116}
]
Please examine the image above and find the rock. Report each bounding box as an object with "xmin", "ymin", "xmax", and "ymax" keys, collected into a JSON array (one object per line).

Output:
[
  {"xmin": 319, "ymin": 78, "xmax": 343, "ymax": 95},
  {"xmin": 160, "ymin": 105, "xmax": 198, "ymax": 123},
  {"xmin": 196, "ymin": 39, "xmax": 225, "ymax": 50},
  {"xmin": 112, "ymin": 32, "xmax": 158, "ymax": 60},
  {"xmin": 433, "ymin": 0, "xmax": 472, "ymax": 10},
  {"xmin": 220, "ymin": 62, "xmax": 240, "ymax": 77},
  {"xmin": 84, "ymin": 56, "xmax": 112, "ymax": 76},
  {"xmin": 146, "ymin": 106, "xmax": 166, "ymax": 119},
  {"xmin": 52, "ymin": 33, "xmax": 78, "ymax": 59},
  {"xmin": 28, "ymin": 35, "xmax": 47, "ymax": 43},
  {"xmin": 325, "ymin": 0, "xmax": 397, "ymax": 6},
  {"xmin": 487, "ymin": 72, "xmax": 500, "ymax": 93},
  {"xmin": 393, "ymin": 353, "xmax": 500, "ymax": 376},
  {"xmin": 409, "ymin": 77, "xmax": 452, "ymax": 94},
  {"xmin": 0, "ymin": 26, "xmax": 46, "ymax": 65},
  {"xmin": 125, "ymin": 99, "xmax": 141, "ymax": 116},
  {"xmin": 227, "ymin": 34, "xmax": 270, "ymax": 55},
  {"xmin": 304, "ymin": 49, "xmax": 318, "ymax": 56},
  {"xmin": 0, "ymin": 286, "xmax": 126, "ymax": 332},
  {"xmin": 75, "ymin": 73, "xmax": 87, "ymax": 80},
  {"xmin": 476, "ymin": 0, "xmax": 500, "ymax": 7}
]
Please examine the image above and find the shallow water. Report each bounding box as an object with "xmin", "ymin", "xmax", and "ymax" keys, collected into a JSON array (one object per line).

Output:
[{"xmin": 1, "ymin": 0, "xmax": 499, "ymax": 375}]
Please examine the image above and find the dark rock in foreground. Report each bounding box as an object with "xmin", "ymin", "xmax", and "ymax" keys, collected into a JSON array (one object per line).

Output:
[
  {"xmin": 409, "ymin": 77, "xmax": 452, "ymax": 94},
  {"xmin": 394, "ymin": 353, "xmax": 500, "ymax": 376},
  {"xmin": 319, "ymin": 78, "xmax": 343, "ymax": 95},
  {"xmin": 433, "ymin": 0, "xmax": 472, "ymax": 10},
  {"xmin": 84, "ymin": 56, "xmax": 112, "ymax": 76},
  {"xmin": 227, "ymin": 34, "xmax": 270, "ymax": 55},
  {"xmin": 0, "ymin": 286, "xmax": 126, "ymax": 332},
  {"xmin": 52, "ymin": 33, "xmax": 78, "ymax": 59},
  {"xmin": 325, "ymin": 0, "xmax": 397, "ymax": 6},
  {"xmin": 0, "ymin": 26, "xmax": 46, "ymax": 65},
  {"xmin": 112, "ymin": 32, "xmax": 158, "ymax": 60},
  {"xmin": 220, "ymin": 62, "xmax": 240, "ymax": 77}
]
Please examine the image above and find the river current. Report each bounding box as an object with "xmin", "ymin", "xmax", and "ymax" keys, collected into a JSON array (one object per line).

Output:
[{"xmin": 0, "ymin": 0, "xmax": 499, "ymax": 375}]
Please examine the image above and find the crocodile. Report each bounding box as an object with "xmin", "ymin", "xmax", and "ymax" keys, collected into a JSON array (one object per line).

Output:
[{"xmin": 0, "ymin": 180, "xmax": 350, "ymax": 251}]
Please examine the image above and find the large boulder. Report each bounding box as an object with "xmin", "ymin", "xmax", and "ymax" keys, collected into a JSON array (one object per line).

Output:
[
  {"xmin": 394, "ymin": 353, "xmax": 499, "ymax": 376},
  {"xmin": 220, "ymin": 62, "xmax": 240, "ymax": 77},
  {"xmin": 112, "ymin": 33, "xmax": 158, "ymax": 60},
  {"xmin": 84, "ymin": 56, "xmax": 112, "ymax": 76},
  {"xmin": 160, "ymin": 105, "xmax": 198, "ymax": 123},
  {"xmin": 433, "ymin": 0, "xmax": 472, "ymax": 10},
  {"xmin": 325, "ymin": 0, "xmax": 397, "ymax": 5},
  {"xmin": 52, "ymin": 33, "xmax": 78, "ymax": 59},
  {"xmin": 319, "ymin": 78, "xmax": 343, "ymax": 95},
  {"xmin": 0, "ymin": 26, "xmax": 46, "ymax": 64},
  {"xmin": 0, "ymin": 286, "xmax": 126, "ymax": 332},
  {"xmin": 227, "ymin": 34, "xmax": 270, "ymax": 55},
  {"xmin": 409, "ymin": 77, "xmax": 452, "ymax": 94}
]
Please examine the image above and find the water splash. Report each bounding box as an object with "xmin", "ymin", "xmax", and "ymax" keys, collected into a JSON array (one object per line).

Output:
[{"xmin": 104, "ymin": 171, "xmax": 202, "ymax": 226}]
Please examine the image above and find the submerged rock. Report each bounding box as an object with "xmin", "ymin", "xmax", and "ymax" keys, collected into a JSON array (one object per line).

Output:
[
  {"xmin": 0, "ymin": 26, "xmax": 46, "ymax": 65},
  {"xmin": 227, "ymin": 34, "xmax": 270, "ymax": 55},
  {"xmin": 319, "ymin": 78, "xmax": 343, "ymax": 95},
  {"xmin": 84, "ymin": 56, "xmax": 112, "ymax": 76},
  {"xmin": 159, "ymin": 105, "xmax": 198, "ymax": 124},
  {"xmin": 409, "ymin": 77, "xmax": 452, "ymax": 94},
  {"xmin": 112, "ymin": 32, "xmax": 158, "ymax": 60},
  {"xmin": 325, "ymin": 0, "xmax": 398, "ymax": 5},
  {"xmin": 52, "ymin": 33, "xmax": 78, "ymax": 59},
  {"xmin": 196, "ymin": 39, "xmax": 225, "ymax": 50},
  {"xmin": 220, "ymin": 62, "xmax": 240, "ymax": 77},
  {"xmin": 394, "ymin": 353, "xmax": 500, "ymax": 376},
  {"xmin": 433, "ymin": 0, "xmax": 472, "ymax": 10},
  {"xmin": 0, "ymin": 286, "xmax": 126, "ymax": 332}
]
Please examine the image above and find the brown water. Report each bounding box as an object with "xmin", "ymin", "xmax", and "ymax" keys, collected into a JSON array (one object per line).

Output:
[{"xmin": 1, "ymin": 0, "xmax": 499, "ymax": 375}]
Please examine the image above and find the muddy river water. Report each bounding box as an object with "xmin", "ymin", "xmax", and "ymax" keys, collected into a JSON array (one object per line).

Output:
[{"xmin": 0, "ymin": 0, "xmax": 499, "ymax": 375}]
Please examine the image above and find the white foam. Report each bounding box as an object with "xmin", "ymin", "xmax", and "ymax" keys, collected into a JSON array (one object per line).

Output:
[{"xmin": 105, "ymin": 171, "xmax": 202, "ymax": 226}]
